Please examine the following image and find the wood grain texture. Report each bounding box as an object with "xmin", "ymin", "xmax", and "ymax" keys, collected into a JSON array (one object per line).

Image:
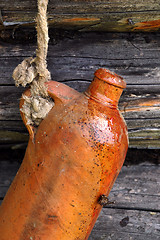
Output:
[
  {"xmin": 0, "ymin": 0, "xmax": 160, "ymax": 31},
  {"xmin": 1, "ymin": 0, "xmax": 160, "ymax": 12},
  {"xmin": 89, "ymin": 208, "xmax": 160, "ymax": 239},
  {"xmin": 0, "ymin": 160, "xmax": 159, "ymax": 239},
  {"xmin": 2, "ymin": 32, "xmax": 160, "ymax": 85}
]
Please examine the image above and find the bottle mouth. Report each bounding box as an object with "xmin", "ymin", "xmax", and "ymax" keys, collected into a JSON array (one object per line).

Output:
[{"xmin": 94, "ymin": 68, "xmax": 126, "ymax": 89}]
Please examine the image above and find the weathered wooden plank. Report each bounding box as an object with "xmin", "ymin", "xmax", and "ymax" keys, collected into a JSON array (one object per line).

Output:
[
  {"xmin": 0, "ymin": 131, "xmax": 28, "ymax": 144},
  {"xmin": 1, "ymin": 32, "xmax": 160, "ymax": 59},
  {"xmin": 0, "ymin": 120, "xmax": 26, "ymax": 132},
  {"xmin": 1, "ymin": 130, "xmax": 160, "ymax": 149},
  {"xmin": 1, "ymin": 161, "xmax": 159, "ymax": 211},
  {"xmin": 2, "ymin": 57, "xmax": 160, "ymax": 86},
  {"xmin": 126, "ymin": 118, "xmax": 160, "ymax": 130},
  {"xmin": 1, "ymin": 0, "xmax": 160, "ymax": 12},
  {"xmin": 2, "ymin": 11, "xmax": 160, "ymax": 32},
  {"xmin": 89, "ymin": 208, "xmax": 160, "ymax": 240},
  {"xmin": 0, "ymin": 86, "xmax": 22, "ymax": 120},
  {"xmin": 1, "ymin": 84, "xmax": 160, "ymax": 108},
  {"xmin": 0, "ymin": 85, "xmax": 160, "ymax": 119},
  {"xmin": 0, "ymin": 161, "xmax": 20, "ymax": 199},
  {"xmin": 0, "ymin": 202, "xmax": 158, "ymax": 240},
  {"xmin": 120, "ymin": 97, "xmax": 160, "ymax": 120},
  {"xmin": 128, "ymin": 130, "xmax": 160, "ymax": 149},
  {"xmin": 1, "ymin": 118, "xmax": 160, "ymax": 133},
  {"xmin": 1, "ymin": 32, "xmax": 160, "ymax": 86},
  {"xmin": 109, "ymin": 163, "xmax": 160, "ymax": 210},
  {"xmin": 0, "ymin": 161, "xmax": 159, "ymax": 239},
  {"xmin": 3, "ymin": 57, "xmax": 160, "ymax": 86},
  {"xmin": 1, "ymin": 1, "xmax": 160, "ymax": 31},
  {"xmin": 128, "ymin": 140, "xmax": 160, "ymax": 149},
  {"xmin": 1, "ymin": 117, "xmax": 160, "ymax": 149},
  {"xmin": 0, "ymin": 160, "xmax": 159, "ymax": 239},
  {"xmin": 0, "ymin": 85, "xmax": 160, "ymax": 148}
]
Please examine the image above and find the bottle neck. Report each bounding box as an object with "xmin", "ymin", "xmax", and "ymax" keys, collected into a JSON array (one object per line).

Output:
[{"xmin": 84, "ymin": 70, "xmax": 125, "ymax": 107}]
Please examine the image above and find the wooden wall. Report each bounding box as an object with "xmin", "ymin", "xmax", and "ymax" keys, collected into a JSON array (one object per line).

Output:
[
  {"xmin": 0, "ymin": 0, "xmax": 160, "ymax": 149},
  {"xmin": 0, "ymin": 2, "xmax": 160, "ymax": 239}
]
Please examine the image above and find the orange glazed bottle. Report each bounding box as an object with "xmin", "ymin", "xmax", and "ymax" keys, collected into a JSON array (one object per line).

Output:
[{"xmin": 0, "ymin": 68, "xmax": 128, "ymax": 240}]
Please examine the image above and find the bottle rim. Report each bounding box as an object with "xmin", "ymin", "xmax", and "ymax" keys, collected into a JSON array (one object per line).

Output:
[{"xmin": 94, "ymin": 68, "xmax": 126, "ymax": 89}]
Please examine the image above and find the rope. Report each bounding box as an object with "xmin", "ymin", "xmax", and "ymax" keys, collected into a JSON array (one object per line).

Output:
[{"xmin": 13, "ymin": 0, "xmax": 54, "ymax": 126}]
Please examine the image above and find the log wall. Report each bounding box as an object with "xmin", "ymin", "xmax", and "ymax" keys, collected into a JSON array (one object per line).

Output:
[
  {"xmin": 0, "ymin": 31, "xmax": 160, "ymax": 148},
  {"xmin": 0, "ymin": 3, "xmax": 160, "ymax": 239},
  {"xmin": 0, "ymin": 1, "xmax": 160, "ymax": 148}
]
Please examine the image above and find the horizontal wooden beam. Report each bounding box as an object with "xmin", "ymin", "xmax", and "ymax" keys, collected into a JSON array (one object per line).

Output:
[{"xmin": 0, "ymin": 1, "xmax": 160, "ymax": 32}]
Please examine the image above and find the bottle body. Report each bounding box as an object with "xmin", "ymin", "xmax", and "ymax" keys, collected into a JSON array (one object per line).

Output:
[{"xmin": 0, "ymin": 69, "xmax": 128, "ymax": 240}]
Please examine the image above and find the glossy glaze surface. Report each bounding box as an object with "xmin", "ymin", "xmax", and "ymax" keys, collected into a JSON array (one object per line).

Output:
[{"xmin": 0, "ymin": 68, "xmax": 128, "ymax": 240}]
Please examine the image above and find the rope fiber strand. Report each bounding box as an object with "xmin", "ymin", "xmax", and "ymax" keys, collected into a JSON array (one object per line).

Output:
[{"xmin": 13, "ymin": 0, "xmax": 54, "ymax": 126}]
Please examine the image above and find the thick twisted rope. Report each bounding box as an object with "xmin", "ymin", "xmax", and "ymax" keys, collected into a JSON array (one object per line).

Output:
[{"xmin": 13, "ymin": 0, "xmax": 54, "ymax": 126}]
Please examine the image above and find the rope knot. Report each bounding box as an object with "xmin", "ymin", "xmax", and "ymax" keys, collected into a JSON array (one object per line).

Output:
[{"xmin": 13, "ymin": 0, "xmax": 54, "ymax": 126}]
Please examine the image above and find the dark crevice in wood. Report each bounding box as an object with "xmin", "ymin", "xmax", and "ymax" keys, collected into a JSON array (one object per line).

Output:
[
  {"xmin": 0, "ymin": 148, "xmax": 25, "ymax": 162},
  {"xmin": 56, "ymin": 79, "xmax": 91, "ymax": 83},
  {"xmin": 127, "ymin": 83, "xmax": 160, "ymax": 86},
  {"xmin": 1, "ymin": 83, "xmax": 160, "ymax": 87},
  {"xmin": 3, "ymin": 9, "xmax": 160, "ymax": 13},
  {"xmin": 0, "ymin": 84, "xmax": 16, "ymax": 87},
  {"xmin": 0, "ymin": 120, "xmax": 22, "ymax": 122},
  {"xmin": 125, "ymin": 149, "xmax": 160, "ymax": 165},
  {"xmin": 125, "ymin": 118, "xmax": 160, "ymax": 120},
  {"xmin": 0, "ymin": 55, "xmax": 33, "ymax": 59},
  {"xmin": 104, "ymin": 205, "xmax": 160, "ymax": 213},
  {"xmin": 5, "ymin": 55, "xmax": 160, "ymax": 61},
  {"xmin": 0, "ymin": 28, "xmax": 78, "ymax": 43},
  {"xmin": 0, "ymin": 29, "xmax": 159, "ymax": 46}
]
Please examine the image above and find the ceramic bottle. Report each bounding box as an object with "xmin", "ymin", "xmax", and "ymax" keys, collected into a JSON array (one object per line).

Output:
[{"xmin": 0, "ymin": 68, "xmax": 128, "ymax": 240}]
